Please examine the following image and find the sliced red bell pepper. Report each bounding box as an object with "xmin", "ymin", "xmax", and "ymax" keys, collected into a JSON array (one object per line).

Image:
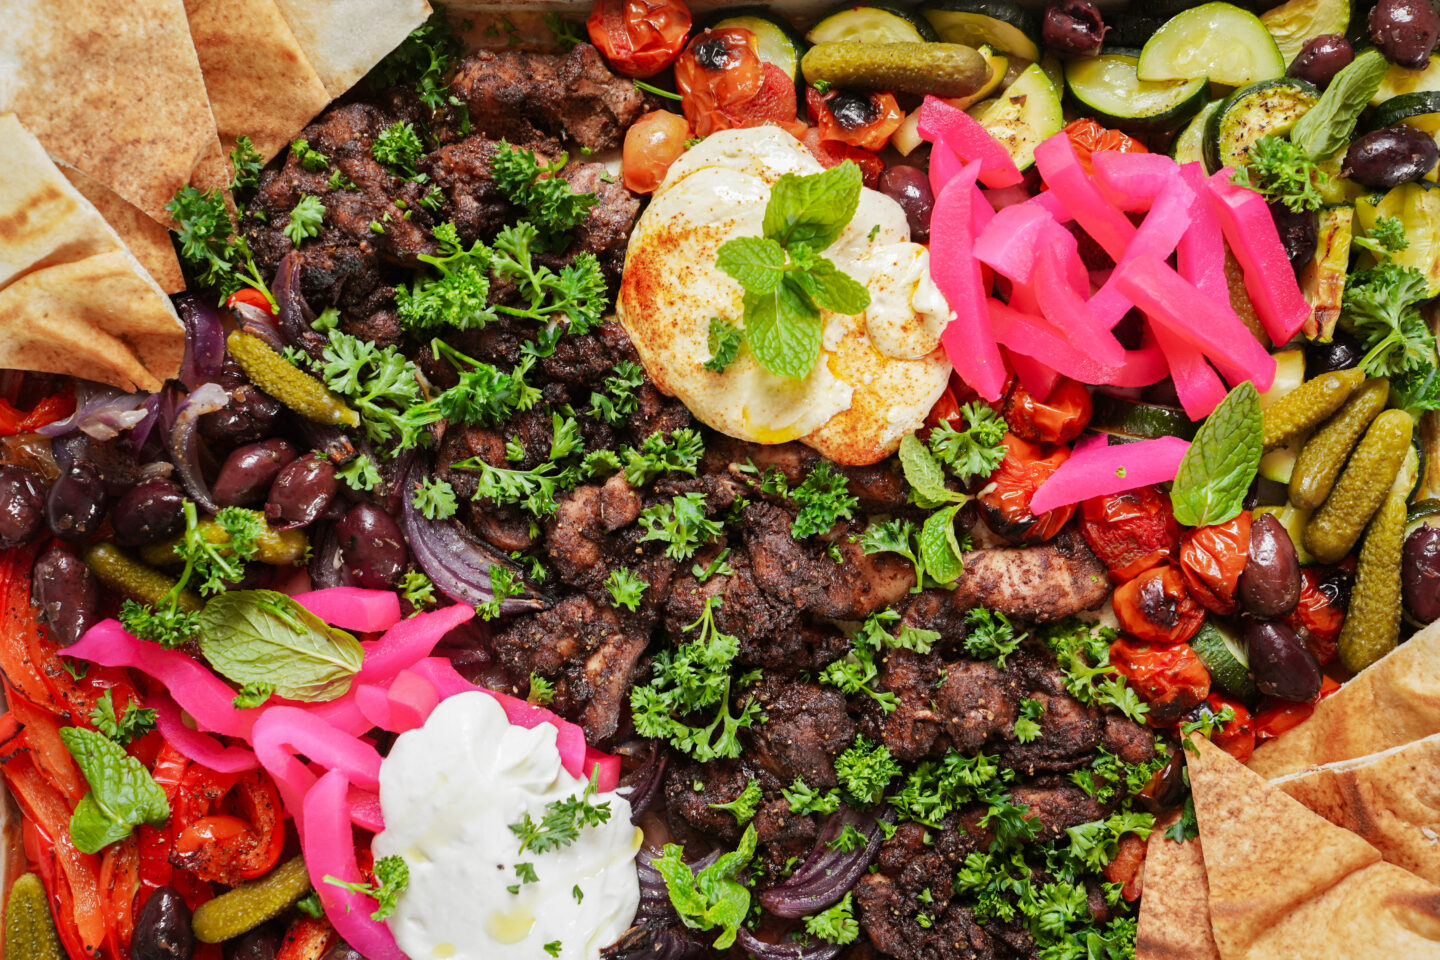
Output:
[
  {"xmin": 5, "ymin": 689, "xmax": 86, "ymax": 805},
  {"xmin": 276, "ymin": 915, "xmax": 338, "ymax": 960},
  {"xmin": 99, "ymin": 836, "xmax": 140, "ymax": 958},
  {"xmin": 170, "ymin": 764, "xmax": 286, "ymax": 886}
]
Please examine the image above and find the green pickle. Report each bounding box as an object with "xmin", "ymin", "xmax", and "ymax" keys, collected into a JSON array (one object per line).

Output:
[
  {"xmin": 6, "ymin": 874, "xmax": 64, "ymax": 960},
  {"xmin": 1338, "ymin": 447, "xmax": 1417, "ymax": 673},
  {"xmin": 227, "ymin": 331, "xmax": 360, "ymax": 429},
  {"xmin": 1304, "ymin": 408, "xmax": 1414, "ymax": 564},
  {"xmin": 83, "ymin": 542, "xmax": 202, "ymax": 611},
  {"xmin": 1261, "ymin": 367, "xmax": 1365, "ymax": 450},
  {"xmin": 140, "ymin": 511, "xmax": 308, "ymax": 568},
  {"xmin": 801, "ymin": 41, "xmax": 989, "ymax": 97},
  {"xmin": 1289, "ymin": 377, "xmax": 1389, "ymax": 509},
  {"xmin": 192, "ymin": 856, "xmax": 313, "ymax": 943}
]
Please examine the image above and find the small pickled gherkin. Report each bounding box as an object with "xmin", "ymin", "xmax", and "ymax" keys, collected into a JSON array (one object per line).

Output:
[
  {"xmin": 1338, "ymin": 447, "xmax": 1417, "ymax": 673},
  {"xmin": 83, "ymin": 542, "xmax": 202, "ymax": 611},
  {"xmin": 139, "ymin": 511, "xmax": 308, "ymax": 569},
  {"xmin": 1304, "ymin": 408, "xmax": 1414, "ymax": 564},
  {"xmin": 6, "ymin": 874, "xmax": 64, "ymax": 960},
  {"xmin": 1262, "ymin": 367, "xmax": 1366, "ymax": 450},
  {"xmin": 1289, "ymin": 377, "xmax": 1390, "ymax": 509},
  {"xmin": 801, "ymin": 41, "xmax": 990, "ymax": 97},
  {"xmin": 192, "ymin": 856, "xmax": 312, "ymax": 943},
  {"xmin": 226, "ymin": 331, "xmax": 359, "ymax": 429}
]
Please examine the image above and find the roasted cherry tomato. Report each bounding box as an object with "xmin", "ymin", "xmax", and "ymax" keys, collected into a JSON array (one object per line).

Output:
[
  {"xmin": 806, "ymin": 87, "xmax": 904, "ymax": 152},
  {"xmin": 1079, "ymin": 486, "xmax": 1179, "ymax": 582},
  {"xmin": 586, "ymin": 0, "xmax": 692, "ymax": 78},
  {"xmin": 623, "ymin": 109, "xmax": 691, "ymax": 194},
  {"xmin": 1178, "ymin": 512, "xmax": 1252, "ymax": 615},
  {"xmin": 1113, "ymin": 564, "xmax": 1205, "ymax": 645},
  {"xmin": 1062, "ymin": 118, "xmax": 1146, "ymax": 175},
  {"xmin": 1003, "ymin": 376, "xmax": 1092, "ymax": 445},
  {"xmin": 1108, "ymin": 636, "xmax": 1211, "ymax": 726},
  {"xmin": 977, "ymin": 434, "xmax": 1074, "ymax": 544},
  {"xmin": 1186, "ymin": 692, "xmax": 1255, "ymax": 762},
  {"xmin": 1252, "ymin": 674, "xmax": 1341, "ymax": 742},
  {"xmin": 799, "ymin": 127, "xmax": 885, "ymax": 187},
  {"xmin": 1282, "ymin": 566, "xmax": 1349, "ymax": 666},
  {"xmin": 1102, "ymin": 832, "xmax": 1146, "ymax": 902},
  {"xmin": 675, "ymin": 29, "xmax": 801, "ymax": 137},
  {"xmin": 225, "ymin": 287, "xmax": 276, "ymax": 315}
]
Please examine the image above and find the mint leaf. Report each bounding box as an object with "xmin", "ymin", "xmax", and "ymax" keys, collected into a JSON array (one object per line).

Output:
[
  {"xmin": 745, "ymin": 283, "xmax": 821, "ymax": 380},
  {"xmin": 764, "ymin": 161, "xmax": 862, "ymax": 254},
  {"xmin": 899, "ymin": 435, "xmax": 967, "ymax": 508},
  {"xmin": 716, "ymin": 237, "xmax": 786, "ymax": 294},
  {"xmin": 920, "ymin": 503, "xmax": 969, "ymax": 584},
  {"xmin": 654, "ymin": 825, "xmax": 757, "ymax": 949},
  {"xmin": 61, "ymin": 727, "xmax": 170, "ymax": 853},
  {"xmin": 1290, "ymin": 49, "xmax": 1389, "ymax": 161},
  {"xmin": 800, "ymin": 256, "xmax": 872, "ymax": 315},
  {"xmin": 198, "ymin": 590, "xmax": 364, "ymax": 702},
  {"xmin": 1170, "ymin": 382, "xmax": 1262, "ymax": 527}
]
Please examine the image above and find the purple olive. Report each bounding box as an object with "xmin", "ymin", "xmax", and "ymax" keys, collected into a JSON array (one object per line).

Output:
[
  {"xmin": 1342, "ymin": 125, "xmax": 1440, "ymax": 188},
  {"xmin": 112, "ymin": 478, "xmax": 187, "ymax": 548},
  {"xmin": 199, "ymin": 378, "xmax": 283, "ymax": 445},
  {"xmin": 1244, "ymin": 621, "xmax": 1322, "ymax": 702},
  {"xmin": 335, "ymin": 503, "xmax": 407, "ymax": 588},
  {"xmin": 0, "ymin": 465, "xmax": 46, "ymax": 550},
  {"xmin": 878, "ymin": 166, "xmax": 934, "ymax": 243},
  {"xmin": 1370, "ymin": 0, "xmax": 1440, "ymax": 69},
  {"xmin": 1269, "ymin": 202, "xmax": 1319, "ymax": 269},
  {"xmin": 46, "ymin": 463, "xmax": 108, "ymax": 540},
  {"xmin": 130, "ymin": 886, "xmax": 193, "ymax": 960},
  {"xmin": 1239, "ymin": 512, "xmax": 1301, "ymax": 618},
  {"xmin": 1286, "ymin": 34, "xmax": 1354, "ymax": 87},
  {"xmin": 1305, "ymin": 330, "xmax": 1365, "ymax": 377},
  {"xmin": 266, "ymin": 455, "xmax": 338, "ymax": 530},
  {"xmin": 213, "ymin": 438, "xmax": 297, "ymax": 507},
  {"xmin": 1403, "ymin": 525, "xmax": 1440, "ymax": 623},
  {"xmin": 1042, "ymin": 0, "xmax": 1107, "ymax": 59},
  {"xmin": 32, "ymin": 544, "xmax": 100, "ymax": 647}
]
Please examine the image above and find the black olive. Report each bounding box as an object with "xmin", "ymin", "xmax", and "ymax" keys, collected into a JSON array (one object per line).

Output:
[
  {"xmin": 1370, "ymin": 0, "xmax": 1440, "ymax": 69},
  {"xmin": 1287, "ymin": 34, "xmax": 1355, "ymax": 88},
  {"xmin": 1042, "ymin": 0, "xmax": 1108, "ymax": 59},
  {"xmin": 1342, "ymin": 125, "xmax": 1440, "ymax": 188}
]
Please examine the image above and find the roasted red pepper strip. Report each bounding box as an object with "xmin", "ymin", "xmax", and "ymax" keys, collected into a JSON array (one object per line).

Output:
[
  {"xmin": 1196, "ymin": 692, "xmax": 1255, "ymax": 763},
  {"xmin": 276, "ymin": 915, "xmax": 338, "ymax": 960},
  {"xmin": 100, "ymin": 837, "xmax": 140, "ymax": 958},
  {"xmin": 5, "ymin": 687, "xmax": 86, "ymax": 804},
  {"xmin": 171, "ymin": 765, "xmax": 286, "ymax": 885}
]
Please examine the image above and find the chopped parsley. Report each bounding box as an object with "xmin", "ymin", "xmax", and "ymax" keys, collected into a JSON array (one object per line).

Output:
[
  {"xmin": 316, "ymin": 331, "xmax": 423, "ymax": 446},
  {"xmin": 834, "ymin": 736, "xmax": 900, "ymax": 807},
  {"xmin": 703, "ymin": 318, "xmax": 743, "ymax": 373},
  {"xmin": 590, "ymin": 361, "xmax": 645, "ymax": 425},
  {"xmin": 411, "ymin": 475, "xmax": 459, "ymax": 520},
  {"xmin": 621, "ymin": 428, "xmax": 704, "ymax": 487},
  {"xmin": 372, "ymin": 121, "xmax": 425, "ymax": 177},
  {"xmin": 290, "ymin": 138, "xmax": 329, "ymax": 172},
  {"xmin": 929, "ymin": 401, "xmax": 1008, "ymax": 483},
  {"xmin": 782, "ymin": 777, "xmax": 842, "ymax": 816},
  {"xmin": 527, "ymin": 672, "xmax": 556, "ymax": 706},
  {"xmin": 1014, "ymin": 698, "xmax": 1045, "ymax": 744},
  {"xmin": 509, "ymin": 769, "xmax": 612, "ymax": 855},
  {"xmin": 165, "ymin": 186, "xmax": 274, "ymax": 305},
  {"xmin": 708, "ymin": 778, "xmax": 762, "ymax": 825},
  {"xmin": 491, "ymin": 140, "xmax": 597, "ymax": 242},
  {"xmin": 604, "ymin": 567, "xmax": 648, "ymax": 612},
  {"xmin": 232, "ymin": 682, "xmax": 275, "ymax": 710},
  {"xmin": 637, "ymin": 492, "xmax": 723, "ymax": 561},
  {"xmin": 962, "ymin": 606, "xmax": 1025, "ymax": 667},
  {"xmin": 789, "ymin": 462, "xmax": 858, "ymax": 538},
  {"xmin": 397, "ymin": 571, "xmax": 436, "ymax": 612},
  {"xmin": 1230, "ymin": 136, "xmax": 1326, "ymax": 212},
  {"xmin": 336, "ymin": 452, "xmax": 381, "ymax": 493},
  {"xmin": 323, "ymin": 855, "xmax": 409, "ymax": 920},
  {"xmin": 805, "ymin": 892, "xmax": 860, "ymax": 945},
  {"xmin": 89, "ymin": 690, "xmax": 156, "ymax": 746},
  {"xmin": 229, "ymin": 136, "xmax": 264, "ymax": 192},
  {"xmin": 477, "ymin": 563, "xmax": 524, "ymax": 620},
  {"xmin": 1344, "ymin": 219, "xmax": 1437, "ymax": 379},
  {"xmin": 1042, "ymin": 619, "xmax": 1149, "ymax": 724}
]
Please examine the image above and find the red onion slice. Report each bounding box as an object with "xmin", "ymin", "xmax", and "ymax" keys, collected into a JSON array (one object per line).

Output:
[
  {"xmin": 169, "ymin": 382, "xmax": 229, "ymax": 512},
  {"xmin": 274, "ymin": 252, "xmax": 329, "ymax": 359},
  {"xmin": 176, "ymin": 293, "xmax": 226, "ymax": 389},
  {"xmin": 760, "ymin": 807, "xmax": 890, "ymax": 918},
  {"xmin": 735, "ymin": 929, "xmax": 846, "ymax": 960}
]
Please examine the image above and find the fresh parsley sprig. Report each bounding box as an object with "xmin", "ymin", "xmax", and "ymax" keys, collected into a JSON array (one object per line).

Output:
[
  {"xmin": 165, "ymin": 186, "xmax": 275, "ymax": 307},
  {"xmin": 324, "ymin": 855, "xmax": 410, "ymax": 920},
  {"xmin": 509, "ymin": 769, "xmax": 612, "ymax": 854},
  {"xmin": 89, "ymin": 690, "xmax": 156, "ymax": 746}
]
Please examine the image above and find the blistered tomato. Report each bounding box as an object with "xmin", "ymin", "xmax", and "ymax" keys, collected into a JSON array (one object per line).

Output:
[
  {"xmin": 1188, "ymin": 692, "xmax": 1255, "ymax": 762},
  {"xmin": 977, "ymin": 434, "xmax": 1075, "ymax": 545},
  {"xmin": 675, "ymin": 29, "xmax": 800, "ymax": 137},
  {"xmin": 1252, "ymin": 674, "xmax": 1341, "ymax": 742},
  {"xmin": 806, "ymin": 87, "xmax": 904, "ymax": 152},
  {"xmin": 1062, "ymin": 118, "xmax": 1146, "ymax": 175},
  {"xmin": 586, "ymin": 0, "xmax": 692, "ymax": 77},
  {"xmin": 800, "ymin": 127, "xmax": 885, "ymax": 188},
  {"xmin": 622, "ymin": 110, "xmax": 691, "ymax": 193},
  {"xmin": 1079, "ymin": 486, "xmax": 1179, "ymax": 582},
  {"xmin": 1109, "ymin": 636, "xmax": 1211, "ymax": 726},
  {"xmin": 1282, "ymin": 566, "xmax": 1349, "ymax": 666},
  {"xmin": 1113, "ymin": 564, "xmax": 1205, "ymax": 645},
  {"xmin": 1003, "ymin": 376, "xmax": 1092, "ymax": 445},
  {"xmin": 1178, "ymin": 512, "xmax": 1252, "ymax": 614}
]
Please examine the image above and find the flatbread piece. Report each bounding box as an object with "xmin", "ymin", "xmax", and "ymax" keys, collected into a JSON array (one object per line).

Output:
[
  {"xmin": 56, "ymin": 162, "xmax": 186, "ymax": 294},
  {"xmin": 271, "ymin": 0, "xmax": 432, "ymax": 98},
  {"xmin": 1136, "ymin": 810, "xmax": 1221, "ymax": 960}
]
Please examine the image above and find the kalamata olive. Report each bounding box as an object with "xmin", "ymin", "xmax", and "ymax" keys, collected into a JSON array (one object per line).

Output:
[
  {"xmin": 266, "ymin": 455, "xmax": 338, "ymax": 530},
  {"xmin": 1042, "ymin": 0, "xmax": 1107, "ymax": 59},
  {"xmin": 1403, "ymin": 525, "xmax": 1440, "ymax": 622},
  {"xmin": 1244, "ymin": 621, "xmax": 1323, "ymax": 702},
  {"xmin": 46, "ymin": 463, "xmax": 108, "ymax": 540},
  {"xmin": 1268, "ymin": 201, "xmax": 1319, "ymax": 269},
  {"xmin": 131, "ymin": 887, "xmax": 193, "ymax": 960},
  {"xmin": 335, "ymin": 503, "xmax": 407, "ymax": 588},
  {"xmin": 1136, "ymin": 749, "xmax": 1186, "ymax": 814},
  {"xmin": 1239, "ymin": 513, "xmax": 1301, "ymax": 617},
  {"xmin": 1305, "ymin": 329, "xmax": 1365, "ymax": 377},
  {"xmin": 1343, "ymin": 125, "xmax": 1440, "ymax": 188},
  {"xmin": 213, "ymin": 438, "xmax": 297, "ymax": 508},
  {"xmin": 0, "ymin": 465, "xmax": 46, "ymax": 549},
  {"xmin": 878, "ymin": 166, "xmax": 934, "ymax": 243},
  {"xmin": 223, "ymin": 920, "xmax": 283, "ymax": 960},
  {"xmin": 112, "ymin": 478, "xmax": 187, "ymax": 547},
  {"xmin": 199, "ymin": 378, "xmax": 283, "ymax": 445},
  {"xmin": 1286, "ymin": 33, "xmax": 1354, "ymax": 87},
  {"xmin": 31, "ymin": 545, "xmax": 100, "ymax": 647},
  {"xmin": 320, "ymin": 941, "xmax": 365, "ymax": 960},
  {"xmin": 1370, "ymin": 0, "xmax": 1440, "ymax": 68}
]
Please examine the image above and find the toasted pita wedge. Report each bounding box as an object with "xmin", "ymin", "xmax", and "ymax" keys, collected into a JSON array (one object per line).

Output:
[
  {"xmin": 0, "ymin": 0, "xmax": 222, "ymax": 226},
  {"xmin": 1248, "ymin": 620, "xmax": 1440, "ymax": 779},
  {"xmin": 186, "ymin": 0, "xmax": 332, "ymax": 163},
  {"xmin": 1272, "ymin": 733, "xmax": 1440, "ymax": 887},
  {"xmin": 1188, "ymin": 736, "xmax": 1440, "ymax": 960},
  {"xmin": 271, "ymin": 0, "xmax": 432, "ymax": 99},
  {"xmin": 0, "ymin": 115, "xmax": 184, "ymax": 392},
  {"xmin": 56, "ymin": 162, "xmax": 185, "ymax": 294},
  {"xmin": 1136, "ymin": 811, "xmax": 1221, "ymax": 960}
]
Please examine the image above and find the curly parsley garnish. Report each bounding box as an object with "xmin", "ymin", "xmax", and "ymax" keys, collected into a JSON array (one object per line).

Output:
[
  {"xmin": 1230, "ymin": 136, "xmax": 1327, "ymax": 213},
  {"xmin": 708, "ymin": 778, "xmax": 762, "ymax": 825},
  {"xmin": 324, "ymin": 855, "xmax": 409, "ymax": 920},
  {"xmin": 509, "ymin": 769, "xmax": 612, "ymax": 854}
]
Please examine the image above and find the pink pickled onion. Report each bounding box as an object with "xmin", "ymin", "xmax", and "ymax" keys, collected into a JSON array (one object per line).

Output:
[
  {"xmin": 354, "ymin": 602, "xmax": 475, "ymax": 685},
  {"xmin": 1087, "ymin": 172, "xmax": 1197, "ymax": 329},
  {"xmin": 353, "ymin": 684, "xmax": 398, "ymax": 732},
  {"xmin": 1007, "ymin": 347, "xmax": 1062, "ymax": 400},
  {"xmin": 386, "ymin": 669, "xmax": 438, "ymax": 732},
  {"xmin": 584, "ymin": 748, "xmax": 622, "ymax": 793},
  {"xmin": 929, "ymin": 138, "xmax": 966, "ymax": 195},
  {"xmin": 1176, "ymin": 162, "xmax": 1229, "ymax": 304},
  {"xmin": 348, "ymin": 786, "xmax": 385, "ymax": 832},
  {"xmin": 917, "ymin": 96, "xmax": 1023, "ymax": 188},
  {"xmin": 293, "ymin": 588, "xmax": 401, "ymax": 633},
  {"xmin": 1151, "ymin": 324, "xmax": 1229, "ymax": 419},
  {"xmin": 252, "ymin": 707, "xmax": 383, "ymax": 791},
  {"xmin": 1090, "ymin": 151, "xmax": 1180, "ymax": 211},
  {"xmin": 1030, "ymin": 434, "xmax": 1191, "ymax": 514},
  {"xmin": 930, "ymin": 159, "xmax": 1007, "ymax": 401},
  {"xmin": 987, "ymin": 300, "xmax": 1168, "ymax": 387},
  {"xmin": 1205, "ymin": 169, "xmax": 1310, "ymax": 344},
  {"xmin": 148, "ymin": 691, "xmax": 258, "ymax": 772},
  {"xmin": 1033, "ymin": 242, "xmax": 1125, "ymax": 367},
  {"xmin": 302, "ymin": 770, "xmax": 405, "ymax": 960},
  {"xmin": 1033, "ymin": 133, "xmax": 1135, "ymax": 260}
]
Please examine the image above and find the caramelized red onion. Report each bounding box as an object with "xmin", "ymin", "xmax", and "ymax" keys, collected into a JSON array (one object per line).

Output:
[
  {"xmin": 604, "ymin": 923, "xmax": 711, "ymax": 960},
  {"xmin": 735, "ymin": 929, "xmax": 846, "ymax": 960},
  {"xmin": 232, "ymin": 300, "xmax": 287, "ymax": 352},
  {"xmin": 274, "ymin": 252, "xmax": 328, "ymax": 359},
  {"xmin": 175, "ymin": 293, "xmax": 226, "ymax": 389},
  {"xmin": 760, "ymin": 807, "xmax": 890, "ymax": 918},
  {"xmin": 38, "ymin": 384, "xmax": 150, "ymax": 441},
  {"xmin": 622, "ymin": 743, "xmax": 668, "ymax": 824},
  {"xmin": 168, "ymin": 383, "xmax": 229, "ymax": 512}
]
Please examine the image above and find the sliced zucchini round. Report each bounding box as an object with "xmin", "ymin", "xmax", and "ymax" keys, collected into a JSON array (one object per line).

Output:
[
  {"xmin": 1089, "ymin": 394, "xmax": 1198, "ymax": 441},
  {"xmin": 1192, "ymin": 620, "xmax": 1259, "ymax": 699},
  {"xmin": 1354, "ymin": 181, "xmax": 1440, "ymax": 294},
  {"xmin": 1258, "ymin": 346, "xmax": 1307, "ymax": 410},
  {"xmin": 1373, "ymin": 54, "xmax": 1440, "ymax": 106},
  {"xmin": 1202, "ymin": 78, "xmax": 1318, "ymax": 174},
  {"xmin": 1259, "ymin": 0, "xmax": 1350, "ymax": 65},
  {"xmin": 1106, "ymin": 14, "xmax": 1168, "ymax": 51},
  {"xmin": 1172, "ymin": 99, "xmax": 1223, "ymax": 167},
  {"xmin": 1369, "ymin": 91, "xmax": 1440, "ymax": 130},
  {"xmin": 918, "ymin": 0, "xmax": 1040, "ymax": 62},
  {"xmin": 712, "ymin": 11, "xmax": 808, "ymax": 87},
  {"xmin": 1065, "ymin": 51, "xmax": 1209, "ymax": 132},
  {"xmin": 966, "ymin": 61, "xmax": 1062, "ymax": 172},
  {"xmin": 806, "ymin": 3, "xmax": 938, "ymax": 44},
  {"xmin": 1137, "ymin": 2, "xmax": 1286, "ymax": 87}
]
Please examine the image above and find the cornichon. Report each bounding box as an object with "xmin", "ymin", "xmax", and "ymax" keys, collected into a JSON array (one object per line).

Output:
[
  {"xmin": 1304, "ymin": 408, "xmax": 1414, "ymax": 563},
  {"xmin": 83, "ymin": 543, "xmax": 202, "ymax": 611},
  {"xmin": 192, "ymin": 856, "xmax": 312, "ymax": 943},
  {"xmin": 139, "ymin": 511, "xmax": 308, "ymax": 568},
  {"xmin": 800, "ymin": 41, "xmax": 989, "ymax": 97},
  {"xmin": 1338, "ymin": 447, "xmax": 1416, "ymax": 672},
  {"xmin": 6, "ymin": 874, "xmax": 63, "ymax": 960},
  {"xmin": 1261, "ymin": 367, "xmax": 1365, "ymax": 450},
  {"xmin": 1288, "ymin": 377, "xmax": 1389, "ymax": 509},
  {"xmin": 227, "ymin": 331, "xmax": 360, "ymax": 429}
]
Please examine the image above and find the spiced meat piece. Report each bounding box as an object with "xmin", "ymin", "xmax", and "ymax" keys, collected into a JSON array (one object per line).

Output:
[
  {"xmin": 662, "ymin": 548, "xmax": 798, "ymax": 647},
  {"xmin": 664, "ymin": 757, "xmax": 752, "ymax": 844},
  {"xmin": 1101, "ymin": 713, "xmax": 1158, "ymax": 766},
  {"xmin": 448, "ymin": 43, "xmax": 647, "ymax": 153},
  {"xmin": 862, "ymin": 649, "xmax": 943, "ymax": 761},
  {"xmin": 701, "ymin": 435, "xmax": 912, "ymax": 514},
  {"xmin": 744, "ymin": 676, "xmax": 855, "ymax": 790},
  {"xmin": 536, "ymin": 162, "xmax": 642, "ymax": 286},
  {"xmin": 853, "ymin": 874, "xmax": 995, "ymax": 960},
  {"xmin": 1008, "ymin": 776, "xmax": 1110, "ymax": 839},
  {"xmin": 932, "ymin": 659, "xmax": 1020, "ymax": 754},
  {"xmin": 999, "ymin": 687, "xmax": 1101, "ymax": 775},
  {"xmin": 420, "ymin": 137, "xmax": 519, "ymax": 243}
]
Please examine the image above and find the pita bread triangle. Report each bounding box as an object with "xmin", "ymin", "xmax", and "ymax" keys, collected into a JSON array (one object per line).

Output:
[
  {"xmin": 1188, "ymin": 736, "xmax": 1440, "ymax": 960},
  {"xmin": 1272, "ymin": 732, "xmax": 1440, "ymax": 887},
  {"xmin": 55, "ymin": 161, "xmax": 186, "ymax": 294},
  {"xmin": 1136, "ymin": 810, "xmax": 1221, "ymax": 960}
]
